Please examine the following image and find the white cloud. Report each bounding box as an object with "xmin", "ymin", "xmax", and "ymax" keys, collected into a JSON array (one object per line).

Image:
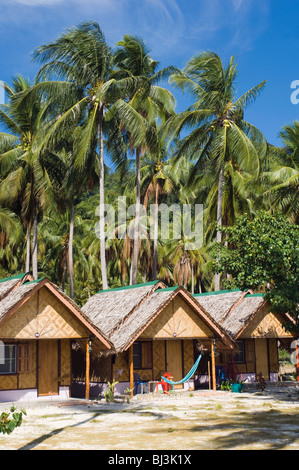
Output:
[{"xmin": 0, "ymin": 0, "xmax": 270, "ymax": 64}]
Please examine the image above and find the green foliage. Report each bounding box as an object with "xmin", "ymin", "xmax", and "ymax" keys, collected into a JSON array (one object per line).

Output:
[
  {"xmin": 0, "ymin": 407, "xmax": 26, "ymax": 435},
  {"xmin": 220, "ymin": 380, "xmax": 232, "ymax": 391},
  {"xmin": 0, "ymin": 23, "xmax": 298, "ymax": 303},
  {"xmin": 104, "ymin": 380, "xmax": 119, "ymax": 402},
  {"xmin": 214, "ymin": 211, "xmax": 299, "ymax": 325}
]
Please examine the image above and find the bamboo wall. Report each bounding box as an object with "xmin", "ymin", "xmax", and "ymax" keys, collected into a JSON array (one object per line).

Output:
[
  {"xmin": 239, "ymin": 304, "xmax": 294, "ymax": 339},
  {"xmin": 0, "ymin": 287, "xmax": 89, "ymax": 340},
  {"xmin": 77, "ymin": 338, "xmax": 197, "ymax": 385},
  {"xmin": 0, "ymin": 339, "xmax": 72, "ymax": 391},
  {"xmin": 217, "ymin": 338, "xmax": 279, "ymax": 377}
]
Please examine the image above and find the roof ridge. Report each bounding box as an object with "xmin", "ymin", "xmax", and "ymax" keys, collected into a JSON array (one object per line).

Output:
[
  {"xmin": 0, "ymin": 273, "xmax": 27, "ymax": 284},
  {"xmin": 193, "ymin": 289, "xmax": 242, "ymax": 297},
  {"xmin": 97, "ymin": 280, "xmax": 161, "ymax": 294}
]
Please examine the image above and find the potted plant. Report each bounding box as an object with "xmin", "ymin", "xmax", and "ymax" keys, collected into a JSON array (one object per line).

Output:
[{"xmin": 230, "ymin": 376, "xmax": 247, "ymax": 393}]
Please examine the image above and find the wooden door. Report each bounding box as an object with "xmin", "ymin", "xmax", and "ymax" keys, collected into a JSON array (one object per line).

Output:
[
  {"xmin": 38, "ymin": 340, "xmax": 59, "ymax": 396},
  {"xmin": 166, "ymin": 340, "xmax": 183, "ymax": 389},
  {"xmin": 255, "ymin": 339, "xmax": 269, "ymax": 380}
]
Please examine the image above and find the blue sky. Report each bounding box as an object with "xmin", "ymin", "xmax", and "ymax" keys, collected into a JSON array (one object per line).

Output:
[{"xmin": 0, "ymin": 0, "xmax": 298, "ymax": 147}]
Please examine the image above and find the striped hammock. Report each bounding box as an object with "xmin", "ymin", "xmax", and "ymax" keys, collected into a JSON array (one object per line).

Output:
[{"xmin": 161, "ymin": 354, "xmax": 202, "ymax": 385}]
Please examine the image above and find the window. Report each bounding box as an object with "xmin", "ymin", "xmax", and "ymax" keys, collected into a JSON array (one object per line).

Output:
[
  {"xmin": 0, "ymin": 344, "xmax": 17, "ymax": 374},
  {"xmin": 234, "ymin": 340, "xmax": 245, "ymax": 364},
  {"xmin": 133, "ymin": 342, "xmax": 152, "ymax": 369}
]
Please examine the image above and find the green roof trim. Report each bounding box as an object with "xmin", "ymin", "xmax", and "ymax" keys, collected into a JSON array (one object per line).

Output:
[
  {"xmin": 194, "ymin": 289, "xmax": 242, "ymax": 297},
  {"xmin": 156, "ymin": 286, "xmax": 179, "ymax": 292},
  {"xmin": 0, "ymin": 273, "xmax": 27, "ymax": 284},
  {"xmin": 246, "ymin": 293, "xmax": 265, "ymax": 298},
  {"xmin": 97, "ymin": 280, "xmax": 160, "ymax": 294},
  {"xmin": 24, "ymin": 277, "xmax": 45, "ymax": 285}
]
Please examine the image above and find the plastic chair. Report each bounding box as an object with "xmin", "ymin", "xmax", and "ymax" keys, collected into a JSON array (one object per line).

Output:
[
  {"xmin": 134, "ymin": 373, "xmax": 148, "ymax": 395},
  {"xmin": 156, "ymin": 372, "xmax": 174, "ymax": 394},
  {"xmin": 216, "ymin": 366, "xmax": 228, "ymax": 385}
]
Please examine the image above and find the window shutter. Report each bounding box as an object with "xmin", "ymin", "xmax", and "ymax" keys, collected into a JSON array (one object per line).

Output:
[
  {"xmin": 17, "ymin": 344, "xmax": 31, "ymax": 373},
  {"xmin": 141, "ymin": 342, "xmax": 152, "ymax": 369}
]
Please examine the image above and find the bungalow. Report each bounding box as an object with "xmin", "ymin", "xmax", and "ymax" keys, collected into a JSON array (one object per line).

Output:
[
  {"xmin": 194, "ymin": 290, "xmax": 299, "ymax": 383},
  {"xmin": 73, "ymin": 281, "xmax": 235, "ymax": 398},
  {"xmin": 0, "ymin": 273, "xmax": 111, "ymax": 402}
]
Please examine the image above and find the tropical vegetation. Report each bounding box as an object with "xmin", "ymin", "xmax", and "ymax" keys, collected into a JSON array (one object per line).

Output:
[{"xmin": 0, "ymin": 22, "xmax": 298, "ymax": 328}]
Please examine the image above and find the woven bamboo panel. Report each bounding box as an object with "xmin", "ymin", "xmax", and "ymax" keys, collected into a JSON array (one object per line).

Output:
[
  {"xmin": 135, "ymin": 369, "xmax": 152, "ymax": 381},
  {"xmin": 143, "ymin": 297, "xmax": 213, "ymax": 340},
  {"xmin": 0, "ymin": 375, "xmax": 17, "ymax": 390},
  {"xmin": 240, "ymin": 304, "xmax": 293, "ymax": 338},
  {"xmin": 268, "ymin": 338, "xmax": 279, "ymax": 373},
  {"xmin": 113, "ymin": 351, "xmax": 129, "ymax": 382},
  {"xmin": 60, "ymin": 340, "xmax": 71, "ymax": 386},
  {"xmin": 0, "ymin": 287, "xmax": 88, "ymax": 339},
  {"xmin": 153, "ymin": 340, "xmax": 166, "ymax": 380},
  {"xmin": 183, "ymin": 340, "xmax": 194, "ymax": 376},
  {"xmin": 245, "ymin": 339, "xmax": 256, "ymax": 373}
]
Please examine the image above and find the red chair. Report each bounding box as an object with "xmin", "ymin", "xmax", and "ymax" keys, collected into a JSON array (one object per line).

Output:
[{"xmin": 156, "ymin": 372, "xmax": 173, "ymax": 394}]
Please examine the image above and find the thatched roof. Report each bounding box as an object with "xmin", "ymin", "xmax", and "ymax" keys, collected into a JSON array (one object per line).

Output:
[
  {"xmin": 193, "ymin": 290, "xmax": 245, "ymax": 324},
  {"xmin": 82, "ymin": 283, "xmax": 235, "ymax": 352},
  {"xmin": 109, "ymin": 289, "xmax": 175, "ymax": 352},
  {"xmin": 194, "ymin": 290, "xmax": 267, "ymax": 340},
  {"xmin": 220, "ymin": 295, "xmax": 265, "ymax": 339},
  {"xmin": 82, "ymin": 281, "xmax": 165, "ymax": 339},
  {"xmin": 0, "ymin": 280, "xmax": 40, "ymax": 322},
  {"xmin": 0, "ymin": 273, "xmax": 32, "ymax": 301},
  {"xmin": 0, "ymin": 275, "xmax": 112, "ymax": 350}
]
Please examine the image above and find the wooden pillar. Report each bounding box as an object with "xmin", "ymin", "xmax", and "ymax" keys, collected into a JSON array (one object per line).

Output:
[
  {"xmin": 296, "ymin": 339, "xmax": 299, "ymax": 383},
  {"xmin": 85, "ymin": 339, "xmax": 90, "ymax": 400},
  {"xmin": 211, "ymin": 339, "xmax": 216, "ymax": 391},
  {"xmin": 129, "ymin": 344, "xmax": 134, "ymax": 398}
]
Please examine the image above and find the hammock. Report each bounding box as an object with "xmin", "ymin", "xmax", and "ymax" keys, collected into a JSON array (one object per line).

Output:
[{"xmin": 161, "ymin": 354, "xmax": 202, "ymax": 385}]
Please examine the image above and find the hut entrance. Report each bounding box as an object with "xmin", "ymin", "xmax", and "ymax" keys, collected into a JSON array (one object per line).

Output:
[
  {"xmin": 38, "ymin": 340, "xmax": 59, "ymax": 396},
  {"xmin": 255, "ymin": 339, "xmax": 269, "ymax": 380},
  {"xmin": 166, "ymin": 340, "xmax": 183, "ymax": 389}
]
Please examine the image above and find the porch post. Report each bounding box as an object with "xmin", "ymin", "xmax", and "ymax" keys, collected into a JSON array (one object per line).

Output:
[
  {"xmin": 211, "ymin": 339, "xmax": 216, "ymax": 391},
  {"xmin": 85, "ymin": 339, "xmax": 90, "ymax": 400},
  {"xmin": 129, "ymin": 344, "xmax": 134, "ymax": 398},
  {"xmin": 296, "ymin": 339, "xmax": 299, "ymax": 383}
]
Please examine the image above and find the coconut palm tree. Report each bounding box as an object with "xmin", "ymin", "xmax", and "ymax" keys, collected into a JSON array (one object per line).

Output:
[
  {"xmin": 0, "ymin": 75, "xmax": 59, "ymax": 279},
  {"xmin": 112, "ymin": 34, "xmax": 177, "ymax": 284},
  {"xmin": 263, "ymin": 121, "xmax": 299, "ymax": 223},
  {"xmin": 166, "ymin": 51, "xmax": 267, "ymax": 290},
  {"xmin": 32, "ymin": 22, "xmax": 143, "ymax": 290}
]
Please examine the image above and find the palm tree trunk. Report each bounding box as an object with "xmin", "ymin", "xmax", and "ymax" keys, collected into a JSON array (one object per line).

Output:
[
  {"xmin": 191, "ymin": 263, "xmax": 194, "ymax": 294},
  {"xmin": 131, "ymin": 149, "xmax": 141, "ymax": 285},
  {"xmin": 26, "ymin": 223, "xmax": 31, "ymax": 273},
  {"xmin": 153, "ymin": 183, "xmax": 159, "ymax": 281},
  {"xmin": 98, "ymin": 105, "xmax": 108, "ymax": 291},
  {"xmin": 214, "ymin": 164, "xmax": 224, "ymax": 291},
  {"xmin": 68, "ymin": 200, "xmax": 74, "ymax": 299},
  {"xmin": 32, "ymin": 212, "xmax": 38, "ymax": 280}
]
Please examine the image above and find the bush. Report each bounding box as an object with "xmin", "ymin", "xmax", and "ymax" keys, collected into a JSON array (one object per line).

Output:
[{"xmin": 0, "ymin": 406, "xmax": 26, "ymax": 435}]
